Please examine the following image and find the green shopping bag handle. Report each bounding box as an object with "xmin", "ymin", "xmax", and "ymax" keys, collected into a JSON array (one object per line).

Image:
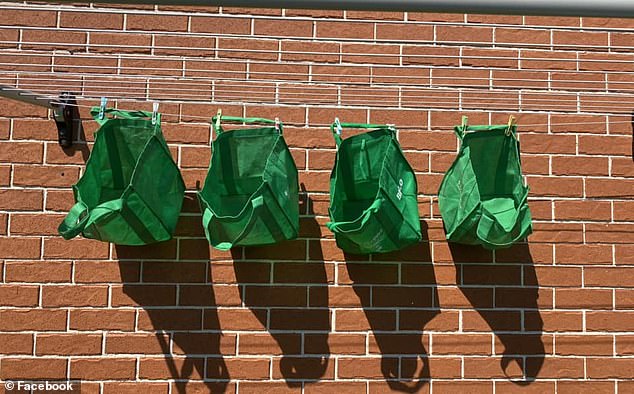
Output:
[
  {"xmin": 202, "ymin": 195, "xmax": 267, "ymax": 251},
  {"xmin": 330, "ymin": 119, "xmax": 394, "ymax": 146},
  {"xmin": 454, "ymin": 116, "xmax": 518, "ymax": 141},
  {"xmin": 90, "ymin": 107, "xmax": 160, "ymax": 127},
  {"xmin": 58, "ymin": 201, "xmax": 90, "ymax": 240},
  {"xmin": 212, "ymin": 114, "xmax": 282, "ymax": 135}
]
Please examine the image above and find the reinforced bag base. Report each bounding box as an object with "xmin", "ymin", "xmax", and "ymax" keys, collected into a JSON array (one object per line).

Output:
[
  {"xmin": 438, "ymin": 122, "xmax": 533, "ymax": 250},
  {"xmin": 198, "ymin": 116, "xmax": 299, "ymax": 251},
  {"xmin": 327, "ymin": 122, "xmax": 422, "ymax": 255},
  {"xmin": 58, "ymin": 108, "xmax": 185, "ymax": 245}
]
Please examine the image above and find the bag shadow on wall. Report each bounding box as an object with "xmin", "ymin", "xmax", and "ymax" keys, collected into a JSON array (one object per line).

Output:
[
  {"xmin": 346, "ymin": 220, "xmax": 438, "ymax": 393},
  {"xmin": 450, "ymin": 242, "xmax": 545, "ymax": 384},
  {"xmin": 115, "ymin": 192, "xmax": 230, "ymax": 394},
  {"xmin": 231, "ymin": 190, "xmax": 331, "ymax": 387}
]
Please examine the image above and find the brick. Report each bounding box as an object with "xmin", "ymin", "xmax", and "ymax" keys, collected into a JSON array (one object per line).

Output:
[
  {"xmin": 71, "ymin": 358, "xmax": 136, "ymax": 380},
  {"xmin": 305, "ymin": 333, "xmax": 366, "ymax": 355},
  {"xmin": 0, "ymin": 285, "xmax": 39, "ymax": 307},
  {"xmin": 0, "ymin": 333, "xmax": 33, "ymax": 355},
  {"xmin": 42, "ymin": 285, "xmax": 108, "ymax": 307},
  {"xmin": 106, "ymin": 333, "xmax": 171, "ymax": 355},
  {"xmin": 376, "ymin": 23, "xmax": 432, "ymax": 41},
  {"xmin": 0, "ymin": 309, "xmax": 66, "ymax": 331},
  {"xmin": 580, "ymin": 135, "xmax": 631, "ymax": 156},
  {"xmin": 280, "ymin": 41, "xmax": 340, "ymax": 63},
  {"xmin": 585, "ymin": 267, "xmax": 634, "ymax": 288},
  {"xmin": 0, "ymin": 357, "xmax": 67, "ymax": 380},
  {"xmin": 0, "ymin": 189, "xmax": 43, "ymax": 210},
  {"xmin": 111, "ymin": 285, "xmax": 176, "ymax": 307},
  {"xmin": 554, "ymin": 200, "xmax": 611, "ymax": 221},
  {"xmin": 238, "ymin": 333, "xmax": 301, "ymax": 355},
  {"xmin": 0, "ymin": 142, "xmax": 43, "ymax": 164},
  {"xmin": 554, "ymin": 30, "xmax": 608, "ymax": 48},
  {"xmin": 342, "ymin": 43, "xmax": 400, "ymax": 65},
  {"xmin": 556, "ymin": 288, "xmax": 613, "ymax": 309},
  {"xmin": 495, "ymin": 28, "xmax": 550, "ymax": 45},
  {"xmin": 587, "ymin": 358, "xmax": 634, "ymax": 378},
  {"xmin": 527, "ymin": 176, "xmax": 583, "ymax": 198},
  {"xmin": 335, "ymin": 309, "xmax": 395, "ymax": 331},
  {"xmin": 44, "ymin": 238, "xmax": 109, "ymax": 259},
  {"xmin": 587, "ymin": 312, "xmax": 634, "ymax": 332},
  {"xmin": 22, "ymin": 30, "xmax": 87, "ymax": 51},
  {"xmin": 556, "ymin": 244, "xmax": 613, "ymax": 265},
  {"xmin": 437, "ymin": 26, "xmax": 493, "ymax": 43},
  {"xmin": 60, "ymin": 11, "xmax": 123, "ymax": 29},
  {"xmin": 226, "ymin": 358, "xmax": 270, "ymax": 379},
  {"xmin": 36, "ymin": 334, "xmax": 102, "ymax": 355},
  {"xmin": 190, "ymin": 16, "xmax": 251, "ymax": 34},
  {"xmin": 616, "ymin": 245, "xmax": 634, "ymax": 265},
  {"xmin": 12, "ymin": 165, "xmax": 79, "ymax": 187},
  {"xmin": 432, "ymin": 334, "xmax": 492, "ymax": 355},
  {"xmin": 127, "ymin": 14, "xmax": 188, "ymax": 31},
  {"xmin": 402, "ymin": 46, "xmax": 461, "ymax": 67},
  {"xmin": 0, "ymin": 237, "xmax": 41, "ymax": 259},
  {"xmin": 154, "ymin": 35, "xmax": 215, "ymax": 57},
  {"xmin": 70, "ymin": 310, "xmax": 135, "ymax": 331},
  {"xmin": 316, "ymin": 21, "xmax": 373, "ymax": 39},
  {"xmin": 556, "ymin": 335, "xmax": 613, "ymax": 356},
  {"xmin": 254, "ymin": 19, "xmax": 313, "ymax": 37},
  {"xmin": 522, "ymin": 49, "xmax": 577, "ymax": 70},
  {"xmin": 587, "ymin": 179, "xmax": 634, "ymax": 198},
  {"xmin": 0, "ymin": 10, "xmax": 57, "ymax": 27},
  {"xmin": 103, "ymin": 383, "xmax": 170, "ymax": 394},
  {"xmin": 90, "ymin": 32, "xmax": 152, "ymax": 54},
  {"xmin": 10, "ymin": 213, "xmax": 65, "ymax": 236},
  {"xmin": 463, "ymin": 47, "xmax": 519, "ymax": 68},
  {"xmin": 217, "ymin": 38, "xmax": 279, "ymax": 61},
  {"xmin": 368, "ymin": 333, "xmax": 429, "ymax": 354},
  {"xmin": 552, "ymin": 156, "xmax": 609, "ymax": 177},
  {"xmin": 559, "ymin": 381, "xmax": 616, "ymax": 394},
  {"xmin": 173, "ymin": 332, "xmax": 236, "ymax": 355},
  {"xmin": 587, "ymin": 223, "xmax": 634, "ymax": 244},
  {"xmin": 139, "ymin": 357, "xmax": 204, "ymax": 380},
  {"xmin": 137, "ymin": 309, "xmax": 202, "ymax": 331}
]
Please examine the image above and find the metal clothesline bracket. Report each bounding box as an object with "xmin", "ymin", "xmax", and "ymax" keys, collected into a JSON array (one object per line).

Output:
[
  {"xmin": 0, "ymin": 85, "xmax": 81, "ymax": 148},
  {"xmin": 53, "ymin": 92, "xmax": 80, "ymax": 148}
]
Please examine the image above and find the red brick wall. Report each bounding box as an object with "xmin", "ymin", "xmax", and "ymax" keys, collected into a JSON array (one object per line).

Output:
[{"xmin": 0, "ymin": 3, "xmax": 633, "ymax": 393}]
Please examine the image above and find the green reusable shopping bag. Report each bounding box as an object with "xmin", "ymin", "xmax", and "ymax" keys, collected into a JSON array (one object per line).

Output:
[
  {"xmin": 327, "ymin": 120, "xmax": 422, "ymax": 254},
  {"xmin": 438, "ymin": 117, "xmax": 532, "ymax": 250},
  {"xmin": 58, "ymin": 107, "xmax": 185, "ymax": 245},
  {"xmin": 198, "ymin": 115, "xmax": 299, "ymax": 251}
]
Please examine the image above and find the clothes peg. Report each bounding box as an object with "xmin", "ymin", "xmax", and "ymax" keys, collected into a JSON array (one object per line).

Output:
[
  {"xmin": 274, "ymin": 117, "xmax": 280, "ymax": 132},
  {"xmin": 461, "ymin": 115, "xmax": 468, "ymax": 130},
  {"xmin": 98, "ymin": 97, "xmax": 107, "ymax": 120},
  {"xmin": 53, "ymin": 92, "xmax": 79, "ymax": 148},
  {"xmin": 152, "ymin": 102, "xmax": 159, "ymax": 125},
  {"xmin": 334, "ymin": 117, "xmax": 342, "ymax": 135},
  {"xmin": 506, "ymin": 115, "xmax": 517, "ymax": 136},
  {"xmin": 215, "ymin": 108, "xmax": 222, "ymax": 131}
]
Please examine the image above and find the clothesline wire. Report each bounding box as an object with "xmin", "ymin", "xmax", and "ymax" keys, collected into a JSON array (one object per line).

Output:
[
  {"xmin": 45, "ymin": 97, "xmax": 634, "ymax": 130},
  {"xmin": 6, "ymin": 43, "xmax": 634, "ymax": 66},
  {"xmin": 2, "ymin": 70, "xmax": 630, "ymax": 94},
  {"xmin": 14, "ymin": 82, "xmax": 634, "ymax": 112},
  {"xmin": 5, "ymin": 51, "xmax": 634, "ymax": 79},
  {"xmin": 20, "ymin": 88, "xmax": 634, "ymax": 115},
  {"xmin": 4, "ymin": 65, "xmax": 634, "ymax": 100},
  {"xmin": 3, "ymin": 30, "xmax": 634, "ymax": 53},
  {"xmin": 5, "ymin": 3, "xmax": 634, "ymax": 35}
]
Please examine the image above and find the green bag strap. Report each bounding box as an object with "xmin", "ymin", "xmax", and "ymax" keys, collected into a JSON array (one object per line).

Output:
[
  {"xmin": 212, "ymin": 112, "xmax": 282, "ymax": 135},
  {"xmin": 330, "ymin": 118, "xmax": 393, "ymax": 147},
  {"xmin": 202, "ymin": 195, "xmax": 284, "ymax": 251},
  {"xmin": 453, "ymin": 116, "xmax": 469, "ymax": 140},
  {"xmin": 58, "ymin": 201, "xmax": 90, "ymax": 240},
  {"xmin": 90, "ymin": 107, "xmax": 158, "ymax": 127}
]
